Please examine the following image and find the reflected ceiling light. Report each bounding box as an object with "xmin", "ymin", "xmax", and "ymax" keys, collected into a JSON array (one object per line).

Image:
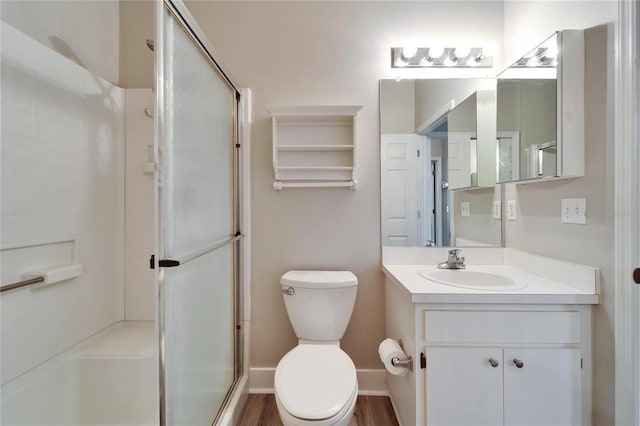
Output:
[
  {"xmin": 402, "ymin": 47, "xmax": 418, "ymax": 59},
  {"xmin": 452, "ymin": 46, "xmax": 472, "ymax": 60},
  {"xmin": 391, "ymin": 46, "xmax": 493, "ymax": 68},
  {"xmin": 427, "ymin": 46, "xmax": 445, "ymax": 60},
  {"xmin": 513, "ymin": 33, "xmax": 558, "ymax": 68}
]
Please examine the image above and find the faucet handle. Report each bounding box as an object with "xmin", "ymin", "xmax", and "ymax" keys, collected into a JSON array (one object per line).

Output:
[{"xmin": 449, "ymin": 248, "xmax": 461, "ymax": 257}]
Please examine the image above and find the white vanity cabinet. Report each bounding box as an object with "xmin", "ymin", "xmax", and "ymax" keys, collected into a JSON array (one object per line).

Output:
[
  {"xmin": 423, "ymin": 310, "xmax": 583, "ymax": 426},
  {"xmin": 384, "ymin": 279, "xmax": 593, "ymax": 426}
]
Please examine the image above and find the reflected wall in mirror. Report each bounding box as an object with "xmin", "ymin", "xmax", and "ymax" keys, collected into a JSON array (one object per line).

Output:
[
  {"xmin": 495, "ymin": 31, "xmax": 583, "ymax": 183},
  {"xmin": 380, "ymin": 79, "xmax": 502, "ymax": 248},
  {"xmin": 448, "ymin": 92, "xmax": 477, "ymax": 190},
  {"xmin": 497, "ymin": 79, "xmax": 557, "ymax": 181}
]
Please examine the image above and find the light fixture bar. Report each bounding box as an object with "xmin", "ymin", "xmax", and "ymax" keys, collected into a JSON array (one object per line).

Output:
[{"xmin": 391, "ymin": 47, "xmax": 493, "ymax": 68}]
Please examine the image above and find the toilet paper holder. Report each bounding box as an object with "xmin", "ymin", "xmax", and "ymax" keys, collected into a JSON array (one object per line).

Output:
[
  {"xmin": 390, "ymin": 339, "xmax": 413, "ymax": 371},
  {"xmin": 391, "ymin": 356, "xmax": 413, "ymax": 371}
]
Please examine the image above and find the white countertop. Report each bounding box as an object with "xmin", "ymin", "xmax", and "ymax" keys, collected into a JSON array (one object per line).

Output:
[{"xmin": 383, "ymin": 263, "xmax": 599, "ymax": 305}]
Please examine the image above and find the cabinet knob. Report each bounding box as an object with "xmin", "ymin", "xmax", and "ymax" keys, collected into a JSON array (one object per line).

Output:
[
  {"xmin": 488, "ymin": 358, "xmax": 499, "ymax": 368},
  {"xmin": 513, "ymin": 358, "xmax": 524, "ymax": 368}
]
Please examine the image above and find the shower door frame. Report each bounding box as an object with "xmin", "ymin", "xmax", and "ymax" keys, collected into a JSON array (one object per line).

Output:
[{"xmin": 154, "ymin": 0, "xmax": 245, "ymax": 424}]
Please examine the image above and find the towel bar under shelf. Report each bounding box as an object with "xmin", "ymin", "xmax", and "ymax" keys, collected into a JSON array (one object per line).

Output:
[{"xmin": 273, "ymin": 180, "xmax": 358, "ymax": 191}]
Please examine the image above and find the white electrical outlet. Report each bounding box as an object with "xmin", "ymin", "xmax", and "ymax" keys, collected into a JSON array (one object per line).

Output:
[
  {"xmin": 507, "ymin": 200, "xmax": 517, "ymax": 221},
  {"xmin": 561, "ymin": 198, "xmax": 587, "ymax": 224},
  {"xmin": 493, "ymin": 201, "xmax": 502, "ymax": 220},
  {"xmin": 461, "ymin": 202, "xmax": 470, "ymax": 217}
]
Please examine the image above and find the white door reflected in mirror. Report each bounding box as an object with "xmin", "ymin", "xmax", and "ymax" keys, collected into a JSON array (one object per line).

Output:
[{"xmin": 380, "ymin": 78, "xmax": 502, "ymax": 248}]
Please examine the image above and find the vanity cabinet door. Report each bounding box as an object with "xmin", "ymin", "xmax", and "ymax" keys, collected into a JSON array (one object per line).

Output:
[
  {"xmin": 503, "ymin": 348, "xmax": 582, "ymax": 426},
  {"xmin": 425, "ymin": 347, "xmax": 504, "ymax": 426}
]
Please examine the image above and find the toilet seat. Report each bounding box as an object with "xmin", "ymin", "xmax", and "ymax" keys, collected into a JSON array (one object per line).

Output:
[
  {"xmin": 275, "ymin": 385, "xmax": 358, "ymax": 426},
  {"xmin": 274, "ymin": 344, "xmax": 358, "ymax": 422}
]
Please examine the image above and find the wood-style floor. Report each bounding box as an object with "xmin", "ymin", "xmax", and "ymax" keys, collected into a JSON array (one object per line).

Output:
[{"xmin": 237, "ymin": 394, "xmax": 399, "ymax": 426}]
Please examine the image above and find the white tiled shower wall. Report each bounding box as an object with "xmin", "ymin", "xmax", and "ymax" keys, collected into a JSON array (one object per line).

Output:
[
  {"xmin": 124, "ymin": 89, "xmax": 155, "ymax": 320},
  {"xmin": 0, "ymin": 22, "xmax": 125, "ymax": 384}
]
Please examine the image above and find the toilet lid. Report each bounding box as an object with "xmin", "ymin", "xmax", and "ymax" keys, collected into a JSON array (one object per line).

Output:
[{"xmin": 275, "ymin": 345, "xmax": 357, "ymax": 421}]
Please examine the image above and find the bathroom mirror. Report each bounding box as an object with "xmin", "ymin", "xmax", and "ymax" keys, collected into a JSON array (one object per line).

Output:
[
  {"xmin": 496, "ymin": 31, "xmax": 585, "ymax": 183},
  {"xmin": 496, "ymin": 78, "xmax": 558, "ymax": 181},
  {"xmin": 497, "ymin": 33, "xmax": 558, "ymax": 183},
  {"xmin": 380, "ymin": 79, "xmax": 502, "ymax": 248}
]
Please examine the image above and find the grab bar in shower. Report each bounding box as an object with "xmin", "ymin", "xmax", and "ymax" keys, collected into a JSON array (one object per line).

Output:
[
  {"xmin": 0, "ymin": 263, "xmax": 82, "ymax": 294},
  {"xmin": 1, "ymin": 276, "xmax": 45, "ymax": 293}
]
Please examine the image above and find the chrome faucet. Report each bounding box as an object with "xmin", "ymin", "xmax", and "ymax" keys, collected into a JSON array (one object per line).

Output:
[{"xmin": 438, "ymin": 249, "xmax": 466, "ymax": 269}]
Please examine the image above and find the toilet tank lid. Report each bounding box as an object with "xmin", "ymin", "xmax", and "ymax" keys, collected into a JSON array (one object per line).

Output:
[{"xmin": 281, "ymin": 271, "xmax": 358, "ymax": 289}]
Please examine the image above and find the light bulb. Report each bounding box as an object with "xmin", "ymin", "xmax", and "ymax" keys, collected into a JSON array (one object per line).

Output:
[
  {"xmin": 454, "ymin": 46, "xmax": 471, "ymax": 59},
  {"xmin": 428, "ymin": 47, "xmax": 445, "ymax": 59},
  {"xmin": 402, "ymin": 47, "xmax": 418, "ymax": 59},
  {"xmin": 545, "ymin": 43, "xmax": 558, "ymax": 60}
]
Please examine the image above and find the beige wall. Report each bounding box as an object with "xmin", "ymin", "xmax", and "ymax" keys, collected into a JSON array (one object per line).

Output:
[
  {"xmin": 379, "ymin": 79, "xmax": 415, "ymax": 134},
  {"xmin": 453, "ymin": 187, "xmax": 502, "ymax": 246},
  {"xmin": 115, "ymin": 3, "xmax": 617, "ymax": 422},
  {"xmin": 504, "ymin": 24, "xmax": 614, "ymax": 425},
  {"xmin": 119, "ymin": 0, "xmax": 154, "ymax": 88},
  {"xmin": 448, "ymin": 92, "xmax": 477, "ymax": 133},
  {"xmin": 179, "ymin": 0, "xmax": 504, "ymax": 369},
  {"xmin": 9, "ymin": 2, "xmax": 620, "ymax": 419},
  {"xmin": 502, "ymin": 1, "xmax": 616, "ymax": 69},
  {"xmin": 414, "ymin": 78, "xmax": 495, "ymax": 128},
  {"xmin": 0, "ymin": 0, "xmax": 120, "ymax": 84},
  {"xmin": 497, "ymin": 80, "xmax": 557, "ymax": 175},
  {"xmin": 503, "ymin": 4, "xmax": 616, "ymax": 425}
]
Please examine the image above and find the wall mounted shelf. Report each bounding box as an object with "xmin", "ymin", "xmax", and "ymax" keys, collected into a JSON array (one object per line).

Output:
[{"xmin": 267, "ymin": 105, "xmax": 362, "ymax": 190}]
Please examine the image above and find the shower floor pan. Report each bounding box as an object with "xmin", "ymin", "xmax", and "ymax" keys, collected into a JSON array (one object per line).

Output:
[{"xmin": 1, "ymin": 321, "xmax": 158, "ymax": 426}]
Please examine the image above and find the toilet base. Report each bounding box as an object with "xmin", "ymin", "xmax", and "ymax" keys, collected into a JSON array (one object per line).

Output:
[{"xmin": 274, "ymin": 385, "xmax": 358, "ymax": 426}]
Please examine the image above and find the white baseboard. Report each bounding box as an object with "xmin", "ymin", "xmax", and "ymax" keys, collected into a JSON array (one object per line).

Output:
[
  {"xmin": 356, "ymin": 369, "xmax": 389, "ymax": 395},
  {"xmin": 249, "ymin": 367, "xmax": 275, "ymax": 394},
  {"xmin": 249, "ymin": 367, "xmax": 389, "ymax": 396}
]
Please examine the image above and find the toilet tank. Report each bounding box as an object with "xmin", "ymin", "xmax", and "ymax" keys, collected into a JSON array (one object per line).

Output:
[{"xmin": 281, "ymin": 271, "xmax": 358, "ymax": 342}]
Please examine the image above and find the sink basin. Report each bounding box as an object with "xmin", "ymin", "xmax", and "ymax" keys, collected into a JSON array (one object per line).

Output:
[{"xmin": 418, "ymin": 268, "xmax": 527, "ymax": 291}]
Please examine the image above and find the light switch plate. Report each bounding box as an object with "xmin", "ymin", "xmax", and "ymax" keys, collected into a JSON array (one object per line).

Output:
[
  {"xmin": 493, "ymin": 201, "xmax": 502, "ymax": 219},
  {"xmin": 461, "ymin": 202, "xmax": 470, "ymax": 217},
  {"xmin": 561, "ymin": 198, "xmax": 587, "ymax": 224},
  {"xmin": 507, "ymin": 200, "xmax": 517, "ymax": 221}
]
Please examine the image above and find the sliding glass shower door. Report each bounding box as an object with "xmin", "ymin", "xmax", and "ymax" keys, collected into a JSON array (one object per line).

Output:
[{"xmin": 155, "ymin": 1, "xmax": 242, "ymax": 424}]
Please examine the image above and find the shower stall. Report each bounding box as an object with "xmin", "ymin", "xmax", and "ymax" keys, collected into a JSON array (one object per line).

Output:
[{"xmin": 0, "ymin": 1, "xmax": 249, "ymax": 424}]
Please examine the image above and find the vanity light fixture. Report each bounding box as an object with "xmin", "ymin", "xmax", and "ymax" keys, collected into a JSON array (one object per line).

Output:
[{"xmin": 392, "ymin": 46, "xmax": 493, "ymax": 68}]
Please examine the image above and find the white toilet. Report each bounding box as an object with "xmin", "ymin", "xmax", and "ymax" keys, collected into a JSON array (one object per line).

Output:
[{"xmin": 274, "ymin": 270, "xmax": 359, "ymax": 426}]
